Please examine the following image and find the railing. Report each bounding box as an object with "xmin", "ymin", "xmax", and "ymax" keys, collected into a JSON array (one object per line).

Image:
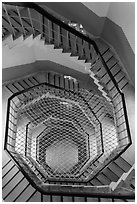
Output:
[
  {"xmin": 3, "ymin": 2, "xmax": 132, "ymax": 199},
  {"xmin": 5, "ymin": 82, "xmax": 104, "ymax": 182},
  {"xmin": 4, "ymin": 81, "xmax": 131, "ymax": 189}
]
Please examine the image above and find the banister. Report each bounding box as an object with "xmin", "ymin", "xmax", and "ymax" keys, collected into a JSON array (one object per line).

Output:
[
  {"xmin": 3, "ymin": 2, "xmax": 133, "ymax": 197},
  {"xmin": 3, "ymin": 150, "xmax": 136, "ymax": 200}
]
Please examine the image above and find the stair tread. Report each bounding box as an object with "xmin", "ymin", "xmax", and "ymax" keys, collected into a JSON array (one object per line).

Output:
[
  {"xmin": 2, "ymin": 161, "xmax": 15, "ymax": 178},
  {"xmin": 114, "ymin": 156, "xmax": 131, "ymax": 172},
  {"xmin": 108, "ymin": 162, "xmax": 125, "ymax": 177},
  {"xmin": 35, "ymin": 73, "xmax": 47, "ymax": 84},
  {"xmin": 13, "ymin": 82, "xmax": 25, "ymax": 91},
  {"xmin": 102, "ymin": 50, "xmax": 113, "ymax": 62},
  {"xmin": 62, "ymin": 196, "xmax": 73, "ymax": 202},
  {"xmin": 95, "ymin": 39, "xmax": 109, "ymax": 55},
  {"xmin": 74, "ymin": 196, "xmax": 86, "ymax": 202},
  {"xmin": 43, "ymin": 194, "xmax": 51, "ymax": 202},
  {"xmin": 102, "ymin": 168, "xmax": 119, "ymax": 182},
  {"xmin": 97, "ymin": 173, "xmax": 111, "ymax": 185},
  {"xmin": 24, "ymin": 78, "xmax": 35, "ymax": 87},
  {"xmin": 26, "ymin": 190, "xmax": 40, "ymax": 202},
  {"xmin": 14, "ymin": 184, "xmax": 35, "ymax": 202},
  {"xmin": 2, "ymin": 172, "xmax": 24, "ymax": 199},
  {"xmin": 90, "ymin": 178, "xmax": 103, "ymax": 186},
  {"xmin": 4, "ymin": 177, "xmax": 29, "ymax": 202},
  {"xmin": 87, "ymin": 197, "xmax": 99, "ymax": 202},
  {"xmin": 52, "ymin": 195, "xmax": 62, "ymax": 202},
  {"xmin": 29, "ymin": 76, "xmax": 39, "ymax": 85}
]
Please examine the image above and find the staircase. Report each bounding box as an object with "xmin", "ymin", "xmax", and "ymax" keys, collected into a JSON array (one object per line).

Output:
[{"xmin": 2, "ymin": 2, "xmax": 134, "ymax": 202}]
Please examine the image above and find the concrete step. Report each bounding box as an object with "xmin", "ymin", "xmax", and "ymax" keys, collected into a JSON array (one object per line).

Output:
[{"xmin": 114, "ymin": 156, "xmax": 131, "ymax": 173}]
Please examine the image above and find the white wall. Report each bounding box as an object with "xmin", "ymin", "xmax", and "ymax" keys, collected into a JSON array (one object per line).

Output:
[
  {"xmin": 82, "ymin": 2, "xmax": 110, "ymax": 17},
  {"xmin": 2, "ymin": 41, "xmax": 89, "ymax": 74},
  {"xmin": 82, "ymin": 2, "xmax": 135, "ymax": 52},
  {"xmin": 107, "ymin": 2, "xmax": 135, "ymax": 52}
]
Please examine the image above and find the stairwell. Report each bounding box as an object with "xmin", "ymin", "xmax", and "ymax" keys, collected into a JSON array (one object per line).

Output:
[{"xmin": 2, "ymin": 2, "xmax": 135, "ymax": 202}]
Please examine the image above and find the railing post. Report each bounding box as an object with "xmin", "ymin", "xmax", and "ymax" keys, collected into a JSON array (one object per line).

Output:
[
  {"xmin": 3, "ymin": 3, "xmax": 16, "ymax": 37},
  {"xmin": 25, "ymin": 123, "xmax": 29, "ymax": 156}
]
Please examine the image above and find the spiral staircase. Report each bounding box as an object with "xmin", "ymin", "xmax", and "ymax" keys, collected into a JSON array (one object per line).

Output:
[{"xmin": 2, "ymin": 2, "xmax": 135, "ymax": 202}]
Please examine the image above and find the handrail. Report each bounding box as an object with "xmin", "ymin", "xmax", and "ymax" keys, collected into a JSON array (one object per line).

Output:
[
  {"xmin": 4, "ymin": 81, "xmax": 130, "ymax": 182},
  {"xmin": 4, "ymin": 82, "xmax": 104, "ymax": 181},
  {"xmin": 2, "ymin": 3, "xmax": 132, "ymax": 147},
  {"xmin": 3, "ymin": 2, "xmax": 133, "ymax": 197},
  {"xmin": 4, "ymin": 149, "xmax": 136, "ymax": 200}
]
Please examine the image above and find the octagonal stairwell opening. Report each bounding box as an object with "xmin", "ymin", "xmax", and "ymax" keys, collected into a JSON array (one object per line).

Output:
[{"xmin": 5, "ymin": 79, "xmax": 131, "ymax": 188}]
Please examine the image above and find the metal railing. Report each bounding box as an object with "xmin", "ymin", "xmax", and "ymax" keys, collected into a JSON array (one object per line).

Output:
[
  {"xmin": 3, "ymin": 2, "xmax": 132, "ymax": 199},
  {"xmin": 4, "ymin": 81, "xmax": 131, "ymax": 189},
  {"xmin": 5, "ymin": 83, "xmax": 105, "ymax": 182}
]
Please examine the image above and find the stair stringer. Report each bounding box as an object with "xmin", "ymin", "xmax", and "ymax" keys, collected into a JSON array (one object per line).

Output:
[{"xmin": 2, "ymin": 34, "xmax": 111, "ymax": 101}]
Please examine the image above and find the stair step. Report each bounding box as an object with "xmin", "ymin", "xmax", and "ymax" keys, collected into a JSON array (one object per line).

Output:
[
  {"xmin": 107, "ymin": 57, "xmax": 118, "ymax": 69},
  {"xmin": 87, "ymin": 197, "xmax": 99, "ymax": 202},
  {"xmin": 35, "ymin": 73, "xmax": 47, "ymax": 84},
  {"xmin": 114, "ymin": 71, "xmax": 126, "ymax": 83},
  {"xmin": 52, "ymin": 195, "xmax": 62, "ymax": 202},
  {"xmin": 2, "ymin": 160, "xmax": 14, "ymax": 177},
  {"xmin": 54, "ymin": 74, "xmax": 60, "ymax": 87},
  {"xmin": 18, "ymin": 80, "xmax": 30, "ymax": 89},
  {"xmin": 70, "ymin": 79, "xmax": 75, "ymax": 90},
  {"xmin": 2, "ymin": 16, "xmax": 17, "ymax": 36},
  {"xmin": 119, "ymin": 77, "xmax": 129, "ymax": 90},
  {"xmin": 27, "ymin": 190, "xmax": 40, "ymax": 202},
  {"xmin": 100, "ymin": 198, "xmax": 112, "ymax": 202},
  {"xmin": 52, "ymin": 23, "xmax": 62, "ymax": 48},
  {"xmin": 24, "ymin": 78, "xmax": 35, "ymax": 87},
  {"xmin": 97, "ymin": 173, "xmax": 111, "ymax": 185},
  {"xmin": 102, "ymin": 50, "xmax": 113, "ymax": 62},
  {"xmin": 108, "ymin": 162, "xmax": 124, "ymax": 178},
  {"xmin": 73, "ymin": 81, "xmax": 79, "ymax": 91},
  {"xmin": 77, "ymin": 37, "xmax": 86, "ymax": 60},
  {"xmin": 14, "ymin": 81, "xmax": 27, "ymax": 91},
  {"xmin": 4, "ymin": 177, "xmax": 29, "ymax": 202},
  {"xmin": 2, "ymin": 171, "xmax": 24, "ymax": 200},
  {"xmin": 2, "ymin": 165, "xmax": 18, "ymax": 186},
  {"xmin": 59, "ymin": 75, "xmax": 65, "ymax": 88},
  {"xmin": 102, "ymin": 168, "xmax": 119, "ymax": 182},
  {"xmin": 2, "ymin": 157, "xmax": 11, "ymax": 169},
  {"xmin": 6, "ymin": 83, "xmax": 19, "ymax": 93},
  {"xmin": 95, "ymin": 39, "xmax": 109, "ymax": 55},
  {"xmin": 43, "ymin": 194, "xmax": 51, "ymax": 202},
  {"xmin": 113, "ymin": 198, "xmax": 128, "ymax": 202},
  {"xmin": 62, "ymin": 196, "xmax": 73, "ymax": 202},
  {"xmin": 114, "ymin": 156, "xmax": 131, "ymax": 172},
  {"xmin": 24, "ymin": 8, "xmax": 42, "ymax": 34},
  {"xmin": 64, "ymin": 78, "xmax": 69, "ymax": 90},
  {"xmin": 48, "ymin": 72, "xmax": 55, "ymax": 85},
  {"xmin": 29, "ymin": 76, "xmax": 39, "ymax": 85},
  {"xmin": 110, "ymin": 63, "xmax": 121, "ymax": 76},
  {"xmin": 90, "ymin": 178, "xmax": 103, "ymax": 186},
  {"xmin": 74, "ymin": 196, "xmax": 86, "ymax": 202},
  {"xmin": 14, "ymin": 184, "xmax": 35, "ymax": 202}
]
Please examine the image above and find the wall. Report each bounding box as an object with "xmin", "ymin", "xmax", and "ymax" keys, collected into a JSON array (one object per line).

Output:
[
  {"xmin": 39, "ymin": 2, "xmax": 135, "ymax": 86},
  {"xmin": 82, "ymin": 2, "xmax": 110, "ymax": 17},
  {"xmin": 82, "ymin": 2, "xmax": 135, "ymax": 53},
  {"xmin": 2, "ymin": 42, "xmax": 89, "ymax": 74},
  {"xmin": 107, "ymin": 2, "xmax": 135, "ymax": 53},
  {"xmin": 101, "ymin": 18, "xmax": 135, "ymax": 86},
  {"xmin": 39, "ymin": 2, "xmax": 105, "ymax": 37}
]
